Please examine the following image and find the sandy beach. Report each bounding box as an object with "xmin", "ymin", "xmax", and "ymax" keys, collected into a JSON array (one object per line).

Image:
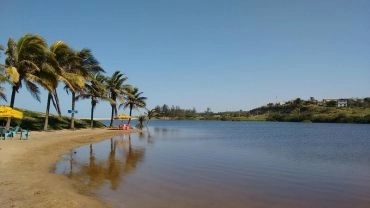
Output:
[{"xmin": 0, "ymin": 128, "xmax": 128, "ymax": 208}]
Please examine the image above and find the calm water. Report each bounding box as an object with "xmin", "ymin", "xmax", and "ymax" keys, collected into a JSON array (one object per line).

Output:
[{"xmin": 54, "ymin": 121, "xmax": 370, "ymax": 208}]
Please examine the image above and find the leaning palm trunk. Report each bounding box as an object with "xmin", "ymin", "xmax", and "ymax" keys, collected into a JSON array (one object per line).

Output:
[
  {"xmin": 70, "ymin": 91, "xmax": 76, "ymax": 129},
  {"xmin": 53, "ymin": 89, "xmax": 62, "ymax": 117},
  {"xmin": 6, "ymin": 86, "xmax": 18, "ymax": 129},
  {"xmin": 43, "ymin": 93, "xmax": 52, "ymax": 131}
]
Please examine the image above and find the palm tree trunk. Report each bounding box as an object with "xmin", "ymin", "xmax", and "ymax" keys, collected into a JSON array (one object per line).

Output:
[
  {"xmin": 90, "ymin": 99, "xmax": 95, "ymax": 129},
  {"xmin": 127, "ymin": 106, "xmax": 133, "ymax": 125},
  {"xmin": 127, "ymin": 104, "xmax": 134, "ymax": 124},
  {"xmin": 6, "ymin": 87, "xmax": 17, "ymax": 129},
  {"xmin": 9, "ymin": 86, "xmax": 17, "ymax": 108},
  {"xmin": 109, "ymin": 104, "xmax": 115, "ymax": 127},
  {"xmin": 70, "ymin": 91, "xmax": 76, "ymax": 129},
  {"xmin": 43, "ymin": 93, "xmax": 52, "ymax": 131},
  {"xmin": 53, "ymin": 89, "xmax": 62, "ymax": 117}
]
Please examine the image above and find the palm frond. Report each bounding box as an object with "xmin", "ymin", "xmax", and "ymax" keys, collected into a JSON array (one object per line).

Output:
[
  {"xmin": 78, "ymin": 48, "xmax": 105, "ymax": 74},
  {"xmin": 50, "ymin": 41, "xmax": 78, "ymax": 71},
  {"xmin": 5, "ymin": 38, "xmax": 18, "ymax": 66},
  {"xmin": 0, "ymin": 86, "xmax": 7, "ymax": 102},
  {"xmin": 5, "ymin": 66, "xmax": 20, "ymax": 83},
  {"xmin": 76, "ymin": 93, "xmax": 92, "ymax": 100},
  {"xmin": 34, "ymin": 63, "xmax": 59, "ymax": 92},
  {"xmin": 25, "ymin": 80, "xmax": 41, "ymax": 102},
  {"xmin": 17, "ymin": 34, "xmax": 48, "ymax": 65},
  {"xmin": 18, "ymin": 59, "xmax": 41, "ymax": 74},
  {"xmin": 62, "ymin": 72, "xmax": 85, "ymax": 92}
]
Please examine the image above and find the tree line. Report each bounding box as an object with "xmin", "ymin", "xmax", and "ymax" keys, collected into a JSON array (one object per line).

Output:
[
  {"xmin": 0, "ymin": 33, "xmax": 148, "ymax": 130},
  {"xmin": 152, "ymin": 104, "xmax": 248, "ymax": 120},
  {"xmin": 251, "ymin": 98, "xmax": 370, "ymax": 123},
  {"xmin": 153, "ymin": 97, "xmax": 370, "ymax": 123},
  {"xmin": 153, "ymin": 104, "xmax": 197, "ymax": 119}
]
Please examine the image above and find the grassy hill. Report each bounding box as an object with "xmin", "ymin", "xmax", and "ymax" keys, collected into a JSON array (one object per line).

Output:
[
  {"xmin": 1, "ymin": 108, "xmax": 106, "ymax": 131},
  {"xmin": 188, "ymin": 98, "xmax": 370, "ymax": 124},
  {"xmin": 247, "ymin": 98, "xmax": 370, "ymax": 123}
]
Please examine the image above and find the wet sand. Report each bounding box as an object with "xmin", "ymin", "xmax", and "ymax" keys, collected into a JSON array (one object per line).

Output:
[{"xmin": 0, "ymin": 128, "xmax": 129, "ymax": 208}]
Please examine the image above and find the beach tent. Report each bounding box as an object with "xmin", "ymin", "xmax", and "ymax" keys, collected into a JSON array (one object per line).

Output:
[{"xmin": 0, "ymin": 106, "xmax": 23, "ymax": 119}]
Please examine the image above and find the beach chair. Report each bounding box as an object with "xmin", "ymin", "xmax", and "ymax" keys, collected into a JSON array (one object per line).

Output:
[
  {"xmin": 19, "ymin": 129, "xmax": 30, "ymax": 140},
  {"xmin": 9, "ymin": 126, "xmax": 20, "ymax": 137},
  {"xmin": 0, "ymin": 128, "xmax": 13, "ymax": 140},
  {"xmin": 0, "ymin": 126, "xmax": 20, "ymax": 139}
]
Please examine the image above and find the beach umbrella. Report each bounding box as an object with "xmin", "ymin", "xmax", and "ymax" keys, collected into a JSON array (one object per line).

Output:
[
  {"xmin": 0, "ymin": 106, "xmax": 23, "ymax": 119},
  {"xmin": 114, "ymin": 114, "xmax": 132, "ymax": 120}
]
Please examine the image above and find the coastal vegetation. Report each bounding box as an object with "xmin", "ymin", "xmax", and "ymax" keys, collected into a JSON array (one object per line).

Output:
[
  {"xmin": 0, "ymin": 33, "xmax": 147, "ymax": 130},
  {"xmin": 153, "ymin": 97, "xmax": 370, "ymax": 124},
  {"xmin": 256, "ymin": 98, "xmax": 370, "ymax": 123},
  {"xmin": 0, "ymin": 108, "xmax": 105, "ymax": 131}
]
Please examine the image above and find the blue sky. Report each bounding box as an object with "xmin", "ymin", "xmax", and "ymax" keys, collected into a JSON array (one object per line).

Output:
[{"xmin": 1, "ymin": 0, "xmax": 369, "ymax": 117}]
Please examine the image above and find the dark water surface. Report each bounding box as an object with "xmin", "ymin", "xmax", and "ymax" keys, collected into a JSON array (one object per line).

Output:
[{"xmin": 55, "ymin": 121, "xmax": 370, "ymax": 208}]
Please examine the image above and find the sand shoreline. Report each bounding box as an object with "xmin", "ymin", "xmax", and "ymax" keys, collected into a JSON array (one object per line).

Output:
[{"xmin": 0, "ymin": 128, "xmax": 130, "ymax": 208}]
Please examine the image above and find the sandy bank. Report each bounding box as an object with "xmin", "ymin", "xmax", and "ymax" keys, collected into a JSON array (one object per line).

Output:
[{"xmin": 0, "ymin": 128, "xmax": 129, "ymax": 208}]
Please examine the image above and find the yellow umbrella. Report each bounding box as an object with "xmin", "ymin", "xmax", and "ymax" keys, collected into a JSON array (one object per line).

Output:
[
  {"xmin": 0, "ymin": 106, "xmax": 23, "ymax": 119},
  {"xmin": 114, "ymin": 114, "xmax": 131, "ymax": 120}
]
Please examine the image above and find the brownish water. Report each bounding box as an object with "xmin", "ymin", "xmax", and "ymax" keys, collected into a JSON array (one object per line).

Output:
[{"xmin": 55, "ymin": 121, "xmax": 370, "ymax": 208}]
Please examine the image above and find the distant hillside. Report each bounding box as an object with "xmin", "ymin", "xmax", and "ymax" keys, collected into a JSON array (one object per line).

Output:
[
  {"xmin": 0, "ymin": 108, "xmax": 106, "ymax": 131},
  {"xmin": 153, "ymin": 98, "xmax": 370, "ymax": 123},
  {"xmin": 248, "ymin": 98, "xmax": 370, "ymax": 123}
]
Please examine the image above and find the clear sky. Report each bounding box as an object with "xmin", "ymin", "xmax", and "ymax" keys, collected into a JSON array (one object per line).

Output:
[{"xmin": 1, "ymin": 0, "xmax": 369, "ymax": 117}]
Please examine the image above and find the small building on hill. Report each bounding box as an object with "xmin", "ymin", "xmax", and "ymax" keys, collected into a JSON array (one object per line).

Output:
[
  {"xmin": 322, "ymin": 99, "xmax": 348, "ymax": 107},
  {"xmin": 337, "ymin": 99, "xmax": 348, "ymax": 107}
]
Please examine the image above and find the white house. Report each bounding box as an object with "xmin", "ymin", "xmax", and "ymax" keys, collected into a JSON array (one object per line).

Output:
[
  {"xmin": 321, "ymin": 98, "xmax": 348, "ymax": 107},
  {"xmin": 337, "ymin": 99, "xmax": 348, "ymax": 107}
]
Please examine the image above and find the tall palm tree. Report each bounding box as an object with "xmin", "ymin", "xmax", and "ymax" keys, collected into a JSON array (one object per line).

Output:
[
  {"xmin": 122, "ymin": 87, "xmax": 147, "ymax": 125},
  {"xmin": 106, "ymin": 71, "xmax": 129, "ymax": 127},
  {"xmin": 65, "ymin": 48, "xmax": 104, "ymax": 129},
  {"xmin": 4, "ymin": 34, "xmax": 49, "ymax": 127},
  {"xmin": 42, "ymin": 41, "xmax": 85, "ymax": 131},
  {"xmin": 76, "ymin": 73, "xmax": 109, "ymax": 128}
]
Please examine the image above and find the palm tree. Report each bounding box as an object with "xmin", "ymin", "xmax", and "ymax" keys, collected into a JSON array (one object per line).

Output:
[
  {"xmin": 76, "ymin": 73, "xmax": 109, "ymax": 128},
  {"xmin": 42, "ymin": 41, "xmax": 85, "ymax": 131},
  {"xmin": 122, "ymin": 87, "xmax": 147, "ymax": 125},
  {"xmin": 145, "ymin": 108, "xmax": 158, "ymax": 127},
  {"xmin": 106, "ymin": 71, "xmax": 129, "ymax": 127},
  {"xmin": 65, "ymin": 48, "xmax": 104, "ymax": 129},
  {"xmin": 136, "ymin": 115, "xmax": 146, "ymax": 130},
  {"xmin": 4, "ymin": 34, "xmax": 49, "ymax": 128}
]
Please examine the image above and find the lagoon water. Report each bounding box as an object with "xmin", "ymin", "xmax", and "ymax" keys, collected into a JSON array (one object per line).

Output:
[{"xmin": 54, "ymin": 121, "xmax": 370, "ymax": 208}]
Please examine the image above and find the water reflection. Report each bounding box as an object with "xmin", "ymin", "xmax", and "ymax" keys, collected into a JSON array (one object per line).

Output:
[
  {"xmin": 56, "ymin": 134, "xmax": 145, "ymax": 190},
  {"xmin": 55, "ymin": 122, "xmax": 370, "ymax": 208}
]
